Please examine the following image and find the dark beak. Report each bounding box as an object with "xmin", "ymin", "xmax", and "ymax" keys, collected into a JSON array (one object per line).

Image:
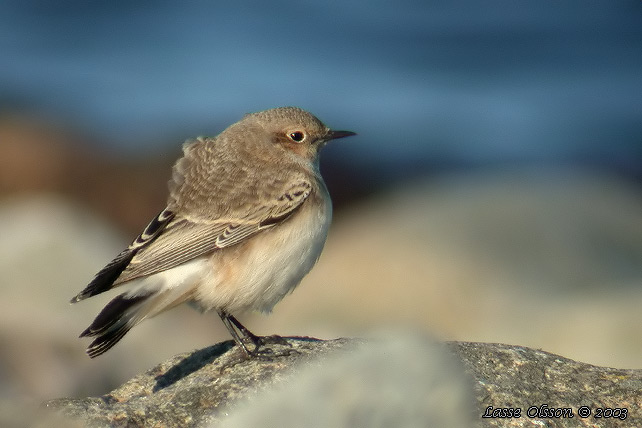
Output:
[{"xmin": 326, "ymin": 130, "xmax": 357, "ymax": 140}]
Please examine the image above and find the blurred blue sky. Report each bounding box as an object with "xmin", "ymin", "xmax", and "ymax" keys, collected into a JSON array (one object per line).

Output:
[{"xmin": 1, "ymin": 0, "xmax": 641, "ymax": 178}]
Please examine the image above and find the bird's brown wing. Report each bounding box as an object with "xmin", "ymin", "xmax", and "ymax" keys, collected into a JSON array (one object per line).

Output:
[{"xmin": 70, "ymin": 179, "xmax": 313, "ymax": 302}]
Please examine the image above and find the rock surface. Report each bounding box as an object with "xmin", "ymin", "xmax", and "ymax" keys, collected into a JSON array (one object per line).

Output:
[
  {"xmin": 454, "ymin": 342, "xmax": 641, "ymax": 427},
  {"xmin": 45, "ymin": 337, "xmax": 360, "ymax": 427},
  {"xmin": 44, "ymin": 336, "xmax": 641, "ymax": 428}
]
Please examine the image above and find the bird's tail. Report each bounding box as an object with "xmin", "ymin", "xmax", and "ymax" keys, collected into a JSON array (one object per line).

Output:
[
  {"xmin": 79, "ymin": 292, "xmax": 154, "ymax": 358},
  {"xmin": 79, "ymin": 283, "xmax": 195, "ymax": 358}
]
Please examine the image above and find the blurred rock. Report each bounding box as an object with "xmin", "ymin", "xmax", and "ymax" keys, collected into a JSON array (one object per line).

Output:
[
  {"xmin": 218, "ymin": 334, "xmax": 472, "ymax": 428},
  {"xmin": 44, "ymin": 335, "xmax": 473, "ymax": 428},
  {"xmin": 44, "ymin": 336, "xmax": 642, "ymax": 428}
]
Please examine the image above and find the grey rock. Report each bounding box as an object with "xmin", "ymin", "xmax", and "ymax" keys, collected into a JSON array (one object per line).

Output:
[
  {"xmin": 454, "ymin": 342, "xmax": 642, "ymax": 427},
  {"xmin": 45, "ymin": 337, "xmax": 359, "ymax": 427},
  {"xmin": 43, "ymin": 337, "xmax": 642, "ymax": 428},
  {"xmin": 216, "ymin": 332, "xmax": 473, "ymax": 428}
]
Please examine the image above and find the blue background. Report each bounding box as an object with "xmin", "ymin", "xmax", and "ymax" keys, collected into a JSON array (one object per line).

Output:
[{"xmin": 2, "ymin": 0, "xmax": 641, "ymax": 188}]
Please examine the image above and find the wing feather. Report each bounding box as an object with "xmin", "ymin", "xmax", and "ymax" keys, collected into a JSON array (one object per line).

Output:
[
  {"xmin": 71, "ymin": 208, "xmax": 175, "ymax": 302},
  {"xmin": 114, "ymin": 180, "xmax": 312, "ymax": 284}
]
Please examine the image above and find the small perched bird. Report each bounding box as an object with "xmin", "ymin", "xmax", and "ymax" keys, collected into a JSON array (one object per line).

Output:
[{"xmin": 71, "ymin": 107, "xmax": 355, "ymax": 358}]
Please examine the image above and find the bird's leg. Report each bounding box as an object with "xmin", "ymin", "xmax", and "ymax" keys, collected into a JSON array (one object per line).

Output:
[
  {"xmin": 217, "ymin": 310, "xmax": 252, "ymax": 357},
  {"xmin": 227, "ymin": 314, "xmax": 261, "ymax": 347},
  {"xmin": 230, "ymin": 313, "xmax": 292, "ymax": 351}
]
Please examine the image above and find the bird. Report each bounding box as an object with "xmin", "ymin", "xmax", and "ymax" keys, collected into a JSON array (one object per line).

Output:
[{"xmin": 70, "ymin": 106, "xmax": 356, "ymax": 358}]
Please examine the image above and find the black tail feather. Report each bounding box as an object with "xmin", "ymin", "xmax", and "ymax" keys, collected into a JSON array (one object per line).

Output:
[
  {"xmin": 71, "ymin": 249, "xmax": 136, "ymax": 303},
  {"xmin": 86, "ymin": 323, "xmax": 133, "ymax": 358},
  {"xmin": 80, "ymin": 293, "xmax": 151, "ymax": 358},
  {"xmin": 71, "ymin": 208, "xmax": 175, "ymax": 303}
]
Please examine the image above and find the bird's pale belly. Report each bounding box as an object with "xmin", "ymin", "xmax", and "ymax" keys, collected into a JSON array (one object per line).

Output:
[{"xmin": 193, "ymin": 200, "xmax": 331, "ymax": 313}]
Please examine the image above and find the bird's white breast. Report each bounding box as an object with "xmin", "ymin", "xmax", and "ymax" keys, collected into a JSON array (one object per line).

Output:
[{"xmin": 193, "ymin": 193, "xmax": 332, "ymax": 313}]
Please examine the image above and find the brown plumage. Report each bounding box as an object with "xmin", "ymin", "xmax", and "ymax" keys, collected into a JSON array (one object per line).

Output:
[{"xmin": 71, "ymin": 107, "xmax": 355, "ymax": 357}]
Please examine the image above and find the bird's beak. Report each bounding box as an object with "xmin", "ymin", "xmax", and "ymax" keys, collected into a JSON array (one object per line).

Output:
[{"xmin": 326, "ymin": 130, "xmax": 357, "ymax": 140}]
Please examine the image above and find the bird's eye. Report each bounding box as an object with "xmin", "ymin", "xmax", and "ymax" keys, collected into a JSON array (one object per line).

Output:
[{"xmin": 288, "ymin": 131, "xmax": 305, "ymax": 142}]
